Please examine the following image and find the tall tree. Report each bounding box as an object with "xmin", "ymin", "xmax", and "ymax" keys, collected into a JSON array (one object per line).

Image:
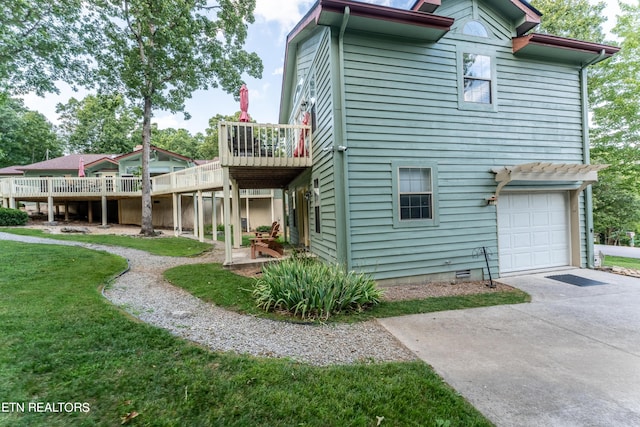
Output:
[
  {"xmin": 530, "ymin": 0, "xmax": 608, "ymax": 43},
  {"xmin": 0, "ymin": 98, "xmax": 62, "ymax": 167},
  {"xmin": 84, "ymin": 0, "xmax": 263, "ymax": 235},
  {"xmin": 150, "ymin": 126, "xmax": 204, "ymax": 159},
  {"xmin": 56, "ymin": 94, "xmax": 139, "ymax": 154},
  {"xmin": 0, "ymin": 0, "xmax": 88, "ymax": 96},
  {"xmin": 590, "ymin": 2, "xmax": 640, "ymax": 192}
]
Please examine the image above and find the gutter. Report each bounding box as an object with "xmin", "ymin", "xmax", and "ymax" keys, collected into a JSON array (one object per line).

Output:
[
  {"xmin": 339, "ymin": 7, "xmax": 353, "ymax": 271},
  {"xmin": 581, "ymin": 49, "xmax": 606, "ymax": 269}
]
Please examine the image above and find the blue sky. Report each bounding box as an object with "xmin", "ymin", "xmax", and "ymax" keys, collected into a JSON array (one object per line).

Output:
[{"xmin": 22, "ymin": 0, "xmax": 619, "ymax": 136}]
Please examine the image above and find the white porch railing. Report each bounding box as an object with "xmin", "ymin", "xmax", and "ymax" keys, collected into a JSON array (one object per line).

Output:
[
  {"xmin": 1, "ymin": 176, "xmax": 142, "ymax": 198},
  {"xmin": 151, "ymin": 161, "xmax": 223, "ymax": 195},
  {"xmin": 219, "ymin": 122, "xmax": 312, "ymax": 167}
]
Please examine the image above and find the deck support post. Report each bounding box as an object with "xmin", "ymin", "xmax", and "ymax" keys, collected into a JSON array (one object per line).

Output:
[
  {"xmin": 223, "ymin": 167, "xmax": 232, "ymax": 265},
  {"xmin": 47, "ymin": 195, "xmax": 54, "ymax": 224},
  {"xmin": 197, "ymin": 190, "xmax": 204, "ymax": 242},
  {"xmin": 101, "ymin": 195, "xmax": 107, "ymax": 227},
  {"xmin": 212, "ymin": 192, "xmax": 218, "ymax": 242},
  {"xmin": 88, "ymin": 201, "xmax": 93, "ymax": 223},
  {"xmin": 231, "ymin": 179, "xmax": 241, "ymax": 249},
  {"xmin": 64, "ymin": 201, "xmax": 69, "ymax": 221},
  {"xmin": 172, "ymin": 193, "xmax": 179, "ymax": 236},
  {"xmin": 192, "ymin": 192, "xmax": 198, "ymax": 238},
  {"xmin": 245, "ymin": 195, "xmax": 250, "ymax": 232}
]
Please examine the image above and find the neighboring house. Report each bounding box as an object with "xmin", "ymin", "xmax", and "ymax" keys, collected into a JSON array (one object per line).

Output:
[
  {"xmin": 277, "ymin": 0, "xmax": 619, "ymax": 283},
  {"xmin": 1, "ymin": 146, "xmax": 282, "ymax": 231},
  {"xmin": 0, "ymin": 166, "xmax": 25, "ymax": 177}
]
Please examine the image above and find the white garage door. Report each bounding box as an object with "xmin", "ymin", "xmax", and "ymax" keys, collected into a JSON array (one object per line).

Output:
[{"xmin": 498, "ymin": 192, "xmax": 570, "ymax": 274}]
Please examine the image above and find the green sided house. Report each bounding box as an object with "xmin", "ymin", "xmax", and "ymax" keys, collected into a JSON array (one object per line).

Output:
[{"xmin": 277, "ymin": 0, "xmax": 618, "ymax": 283}]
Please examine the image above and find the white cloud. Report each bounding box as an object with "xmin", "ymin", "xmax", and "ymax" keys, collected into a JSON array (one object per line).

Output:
[
  {"xmin": 254, "ymin": 0, "xmax": 313, "ymax": 31},
  {"xmin": 272, "ymin": 67, "xmax": 284, "ymax": 76},
  {"xmin": 153, "ymin": 115, "xmax": 183, "ymax": 130}
]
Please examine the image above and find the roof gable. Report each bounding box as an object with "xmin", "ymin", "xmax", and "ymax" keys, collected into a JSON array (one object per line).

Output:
[
  {"xmin": 0, "ymin": 165, "xmax": 24, "ymax": 176},
  {"xmin": 413, "ymin": 0, "xmax": 541, "ymax": 36},
  {"xmin": 114, "ymin": 145, "xmax": 193, "ymax": 163},
  {"xmin": 17, "ymin": 154, "xmax": 116, "ymax": 171}
]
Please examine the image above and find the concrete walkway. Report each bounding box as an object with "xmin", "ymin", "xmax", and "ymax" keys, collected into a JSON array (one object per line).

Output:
[{"xmin": 379, "ymin": 268, "xmax": 640, "ymax": 427}]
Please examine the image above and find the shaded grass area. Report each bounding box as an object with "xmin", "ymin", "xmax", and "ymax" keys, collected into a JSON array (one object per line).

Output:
[
  {"xmin": 164, "ymin": 263, "xmax": 530, "ymax": 323},
  {"xmin": 0, "ymin": 240, "xmax": 493, "ymax": 426},
  {"xmin": 0, "ymin": 227, "xmax": 211, "ymax": 257},
  {"xmin": 602, "ymin": 255, "xmax": 640, "ymax": 270}
]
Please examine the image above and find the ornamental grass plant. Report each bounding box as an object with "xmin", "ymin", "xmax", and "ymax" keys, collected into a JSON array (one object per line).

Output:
[{"xmin": 253, "ymin": 253, "xmax": 383, "ymax": 320}]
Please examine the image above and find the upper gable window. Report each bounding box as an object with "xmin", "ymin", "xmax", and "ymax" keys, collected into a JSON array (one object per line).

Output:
[
  {"xmin": 463, "ymin": 54, "xmax": 492, "ymax": 104},
  {"xmin": 462, "ymin": 21, "xmax": 489, "ymax": 37}
]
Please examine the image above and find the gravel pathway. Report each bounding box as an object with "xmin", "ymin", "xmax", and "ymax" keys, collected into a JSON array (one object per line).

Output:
[{"xmin": 1, "ymin": 231, "xmax": 416, "ymax": 366}]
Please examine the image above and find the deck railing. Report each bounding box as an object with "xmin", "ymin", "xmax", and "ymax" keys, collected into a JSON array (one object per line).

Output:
[
  {"xmin": 219, "ymin": 122, "xmax": 312, "ymax": 167},
  {"xmin": 151, "ymin": 161, "xmax": 223, "ymax": 195},
  {"xmin": 1, "ymin": 176, "xmax": 142, "ymax": 199}
]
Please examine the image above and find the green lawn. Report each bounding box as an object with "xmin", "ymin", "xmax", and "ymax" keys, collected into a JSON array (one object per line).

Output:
[
  {"xmin": 0, "ymin": 227, "xmax": 212, "ymax": 257},
  {"xmin": 602, "ymin": 255, "xmax": 640, "ymax": 270},
  {"xmin": 0, "ymin": 240, "xmax": 493, "ymax": 426},
  {"xmin": 165, "ymin": 263, "xmax": 530, "ymax": 323}
]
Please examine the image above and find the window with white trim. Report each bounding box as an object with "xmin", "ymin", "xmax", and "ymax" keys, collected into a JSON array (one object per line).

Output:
[
  {"xmin": 463, "ymin": 53, "xmax": 492, "ymax": 104},
  {"xmin": 399, "ymin": 168, "xmax": 433, "ymax": 220},
  {"xmin": 392, "ymin": 161, "xmax": 439, "ymax": 228}
]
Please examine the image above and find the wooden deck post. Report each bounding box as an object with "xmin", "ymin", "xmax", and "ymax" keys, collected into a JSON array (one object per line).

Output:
[
  {"xmin": 197, "ymin": 190, "xmax": 204, "ymax": 242},
  {"xmin": 177, "ymin": 195, "xmax": 183, "ymax": 234},
  {"xmin": 101, "ymin": 195, "xmax": 107, "ymax": 227},
  {"xmin": 47, "ymin": 195, "xmax": 54, "ymax": 224},
  {"xmin": 192, "ymin": 192, "xmax": 198, "ymax": 239},
  {"xmin": 88, "ymin": 201, "xmax": 93, "ymax": 223},
  {"xmin": 231, "ymin": 179, "xmax": 241, "ymax": 249},
  {"xmin": 212, "ymin": 191, "xmax": 218, "ymax": 242},
  {"xmin": 223, "ymin": 167, "xmax": 232, "ymax": 264},
  {"xmin": 172, "ymin": 193, "xmax": 179, "ymax": 236}
]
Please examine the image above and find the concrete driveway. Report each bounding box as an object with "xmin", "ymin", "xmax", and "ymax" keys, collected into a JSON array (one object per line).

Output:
[{"xmin": 378, "ymin": 268, "xmax": 640, "ymax": 427}]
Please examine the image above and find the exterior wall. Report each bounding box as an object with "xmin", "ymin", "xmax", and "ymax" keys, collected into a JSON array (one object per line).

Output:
[
  {"xmin": 23, "ymin": 170, "xmax": 77, "ymax": 178},
  {"xmin": 119, "ymin": 195, "xmax": 280, "ymax": 231},
  {"xmin": 118, "ymin": 155, "xmax": 190, "ymax": 176},
  {"xmin": 286, "ymin": 27, "xmax": 341, "ymax": 261},
  {"xmin": 339, "ymin": 1, "xmax": 588, "ymax": 282}
]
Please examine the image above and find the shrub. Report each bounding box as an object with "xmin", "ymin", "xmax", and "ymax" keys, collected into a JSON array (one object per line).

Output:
[
  {"xmin": 256, "ymin": 224, "xmax": 273, "ymax": 233},
  {"xmin": 252, "ymin": 253, "xmax": 383, "ymax": 320},
  {"xmin": 0, "ymin": 207, "xmax": 29, "ymax": 226}
]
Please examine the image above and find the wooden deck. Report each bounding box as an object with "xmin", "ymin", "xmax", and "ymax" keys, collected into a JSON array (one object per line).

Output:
[{"xmin": 0, "ymin": 122, "xmax": 312, "ymax": 203}]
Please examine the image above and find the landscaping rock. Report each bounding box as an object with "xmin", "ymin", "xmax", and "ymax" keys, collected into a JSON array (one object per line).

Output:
[
  {"xmin": 61, "ymin": 226, "xmax": 90, "ymax": 234},
  {"xmin": 171, "ymin": 310, "xmax": 192, "ymax": 319}
]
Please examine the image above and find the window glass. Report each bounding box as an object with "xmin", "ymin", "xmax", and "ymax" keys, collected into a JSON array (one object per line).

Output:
[
  {"xmin": 463, "ymin": 21, "xmax": 489, "ymax": 37},
  {"xmin": 463, "ymin": 54, "xmax": 492, "ymax": 104},
  {"xmin": 399, "ymin": 168, "xmax": 433, "ymax": 220}
]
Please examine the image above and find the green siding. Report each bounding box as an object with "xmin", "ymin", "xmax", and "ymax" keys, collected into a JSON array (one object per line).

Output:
[
  {"xmin": 340, "ymin": 6, "xmax": 588, "ymax": 281},
  {"xmin": 286, "ymin": 28, "xmax": 341, "ymax": 264}
]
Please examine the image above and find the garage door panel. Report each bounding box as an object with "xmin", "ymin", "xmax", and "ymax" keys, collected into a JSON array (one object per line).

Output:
[
  {"xmin": 499, "ymin": 192, "xmax": 570, "ymax": 274},
  {"xmin": 532, "ymin": 213, "xmax": 550, "ymax": 227}
]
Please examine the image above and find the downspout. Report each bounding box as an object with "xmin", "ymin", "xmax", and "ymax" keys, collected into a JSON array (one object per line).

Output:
[
  {"xmin": 581, "ymin": 49, "xmax": 605, "ymax": 268},
  {"xmin": 339, "ymin": 7, "xmax": 352, "ymax": 271}
]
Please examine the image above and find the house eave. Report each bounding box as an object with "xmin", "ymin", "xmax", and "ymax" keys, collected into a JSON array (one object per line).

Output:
[
  {"xmin": 279, "ymin": 0, "xmax": 453, "ymax": 123},
  {"xmin": 513, "ymin": 33, "xmax": 620, "ymax": 65}
]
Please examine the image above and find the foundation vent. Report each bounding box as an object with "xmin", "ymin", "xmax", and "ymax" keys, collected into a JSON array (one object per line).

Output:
[{"xmin": 455, "ymin": 269, "xmax": 471, "ymax": 279}]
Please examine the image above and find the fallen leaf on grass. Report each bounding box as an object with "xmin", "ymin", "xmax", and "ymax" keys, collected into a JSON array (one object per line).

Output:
[{"xmin": 121, "ymin": 411, "xmax": 139, "ymax": 424}]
